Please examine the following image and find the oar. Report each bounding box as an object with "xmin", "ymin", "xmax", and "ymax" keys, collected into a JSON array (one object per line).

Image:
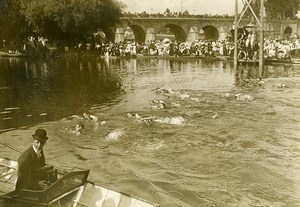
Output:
[{"xmin": 0, "ymin": 143, "xmax": 22, "ymax": 154}]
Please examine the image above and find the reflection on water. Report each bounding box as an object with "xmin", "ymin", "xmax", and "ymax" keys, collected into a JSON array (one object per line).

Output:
[
  {"xmin": 0, "ymin": 54, "xmax": 300, "ymax": 207},
  {"xmin": 0, "ymin": 54, "xmax": 124, "ymax": 130}
]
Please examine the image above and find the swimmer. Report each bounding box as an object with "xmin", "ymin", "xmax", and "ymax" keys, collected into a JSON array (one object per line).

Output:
[
  {"xmin": 235, "ymin": 93, "xmax": 254, "ymax": 101},
  {"xmin": 171, "ymin": 102, "xmax": 182, "ymax": 108},
  {"xmin": 149, "ymin": 116, "xmax": 185, "ymax": 125},
  {"xmin": 176, "ymin": 92, "xmax": 190, "ymax": 99},
  {"xmin": 153, "ymin": 88, "xmax": 176, "ymax": 96},
  {"xmin": 82, "ymin": 113, "xmax": 98, "ymax": 122},
  {"xmin": 127, "ymin": 112, "xmax": 154, "ymax": 124},
  {"xmin": 149, "ymin": 99, "xmax": 168, "ymax": 109},
  {"xmin": 106, "ymin": 128, "xmax": 125, "ymax": 141},
  {"xmin": 127, "ymin": 112, "xmax": 141, "ymax": 119},
  {"xmin": 278, "ymin": 83, "xmax": 288, "ymax": 88},
  {"xmin": 127, "ymin": 112, "xmax": 185, "ymax": 126},
  {"xmin": 150, "ymin": 102, "xmax": 167, "ymax": 110},
  {"xmin": 258, "ymin": 77, "xmax": 265, "ymax": 87},
  {"xmin": 151, "ymin": 99, "xmax": 166, "ymax": 104},
  {"xmin": 73, "ymin": 122, "xmax": 84, "ymax": 135}
]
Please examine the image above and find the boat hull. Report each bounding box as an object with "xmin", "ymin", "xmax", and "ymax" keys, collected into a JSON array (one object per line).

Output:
[
  {"xmin": 0, "ymin": 158, "xmax": 159, "ymax": 207},
  {"xmin": 291, "ymin": 57, "xmax": 300, "ymax": 64}
]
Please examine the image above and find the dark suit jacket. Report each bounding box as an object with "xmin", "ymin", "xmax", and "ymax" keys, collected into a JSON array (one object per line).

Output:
[{"xmin": 15, "ymin": 145, "xmax": 46, "ymax": 191}]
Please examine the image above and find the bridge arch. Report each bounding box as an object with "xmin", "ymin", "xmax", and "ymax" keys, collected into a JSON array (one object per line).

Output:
[
  {"xmin": 202, "ymin": 25, "xmax": 219, "ymax": 40},
  {"xmin": 162, "ymin": 24, "xmax": 187, "ymax": 42},
  {"xmin": 283, "ymin": 26, "xmax": 292, "ymax": 37},
  {"xmin": 129, "ymin": 25, "xmax": 146, "ymax": 43}
]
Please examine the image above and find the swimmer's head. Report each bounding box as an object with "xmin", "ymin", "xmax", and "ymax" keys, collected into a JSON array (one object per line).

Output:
[
  {"xmin": 161, "ymin": 102, "xmax": 167, "ymax": 109},
  {"xmin": 76, "ymin": 122, "xmax": 84, "ymax": 130},
  {"xmin": 82, "ymin": 113, "xmax": 89, "ymax": 119},
  {"xmin": 127, "ymin": 112, "xmax": 133, "ymax": 118}
]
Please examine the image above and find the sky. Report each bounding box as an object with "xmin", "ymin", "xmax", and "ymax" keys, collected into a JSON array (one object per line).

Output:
[{"xmin": 119, "ymin": 0, "xmax": 244, "ymax": 15}]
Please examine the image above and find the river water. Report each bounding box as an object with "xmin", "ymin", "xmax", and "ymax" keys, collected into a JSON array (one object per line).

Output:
[{"xmin": 0, "ymin": 54, "xmax": 299, "ymax": 207}]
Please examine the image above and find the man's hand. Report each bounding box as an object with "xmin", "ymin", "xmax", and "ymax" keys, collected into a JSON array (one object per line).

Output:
[{"xmin": 38, "ymin": 180, "xmax": 48, "ymax": 190}]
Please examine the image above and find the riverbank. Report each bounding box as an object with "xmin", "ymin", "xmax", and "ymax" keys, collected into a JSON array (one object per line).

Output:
[{"xmin": 99, "ymin": 53, "xmax": 298, "ymax": 65}]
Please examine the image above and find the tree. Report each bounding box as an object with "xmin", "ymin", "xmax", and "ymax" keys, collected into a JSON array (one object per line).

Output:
[
  {"xmin": 265, "ymin": 0, "xmax": 300, "ymax": 19},
  {"xmin": 19, "ymin": 0, "xmax": 123, "ymax": 43},
  {"xmin": 164, "ymin": 8, "xmax": 171, "ymax": 16},
  {"xmin": 0, "ymin": 0, "xmax": 28, "ymax": 41}
]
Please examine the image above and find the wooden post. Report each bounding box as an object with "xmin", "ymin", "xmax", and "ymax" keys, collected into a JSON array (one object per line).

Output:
[
  {"xmin": 234, "ymin": 0, "xmax": 264, "ymax": 75},
  {"xmin": 259, "ymin": 0, "xmax": 264, "ymax": 76},
  {"xmin": 234, "ymin": 0, "xmax": 239, "ymax": 70}
]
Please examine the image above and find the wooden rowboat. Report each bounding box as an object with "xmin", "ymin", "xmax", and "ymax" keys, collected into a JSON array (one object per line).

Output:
[
  {"xmin": 290, "ymin": 57, "xmax": 300, "ymax": 64},
  {"xmin": 0, "ymin": 157, "xmax": 159, "ymax": 207}
]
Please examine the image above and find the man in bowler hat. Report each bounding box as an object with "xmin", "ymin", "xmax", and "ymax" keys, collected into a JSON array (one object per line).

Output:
[{"xmin": 15, "ymin": 129, "xmax": 49, "ymax": 192}]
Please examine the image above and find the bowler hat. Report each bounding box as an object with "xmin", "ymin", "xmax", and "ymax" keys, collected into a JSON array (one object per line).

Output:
[{"xmin": 32, "ymin": 129, "xmax": 48, "ymax": 142}]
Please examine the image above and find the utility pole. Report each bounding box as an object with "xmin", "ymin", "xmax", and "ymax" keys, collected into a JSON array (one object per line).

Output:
[
  {"xmin": 234, "ymin": 0, "xmax": 238, "ymax": 70},
  {"xmin": 234, "ymin": 0, "xmax": 264, "ymax": 75}
]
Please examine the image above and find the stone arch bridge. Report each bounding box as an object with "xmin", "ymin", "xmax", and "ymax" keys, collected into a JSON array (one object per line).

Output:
[{"xmin": 111, "ymin": 17, "xmax": 300, "ymax": 43}]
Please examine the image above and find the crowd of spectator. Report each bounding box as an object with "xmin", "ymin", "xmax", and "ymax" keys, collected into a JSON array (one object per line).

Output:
[
  {"xmin": 0, "ymin": 36, "xmax": 60, "ymax": 57},
  {"xmin": 73, "ymin": 31, "xmax": 300, "ymax": 61},
  {"xmin": 122, "ymin": 11, "xmax": 235, "ymax": 19},
  {"xmin": 74, "ymin": 38, "xmax": 235, "ymax": 58},
  {"xmin": 264, "ymin": 35, "xmax": 300, "ymax": 59}
]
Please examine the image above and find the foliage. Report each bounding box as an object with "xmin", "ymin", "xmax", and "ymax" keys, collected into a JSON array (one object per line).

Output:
[
  {"xmin": 19, "ymin": 0, "xmax": 123, "ymax": 42},
  {"xmin": 182, "ymin": 10, "xmax": 190, "ymax": 15},
  {"xmin": 265, "ymin": 0, "xmax": 300, "ymax": 19},
  {"xmin": 0, "ymin": 0, "xmax": 123, "ymax": 44},
  {"xmin": 164, "ymin": 8, "xmax": 171, "ymax": 15},
  {"xmin": 241, "ymin": 0, "xmax": 299, "ymax": 20},
  {"xmin": 0, "ymin": 0, "xmax": 28, "ymax": 41}
]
